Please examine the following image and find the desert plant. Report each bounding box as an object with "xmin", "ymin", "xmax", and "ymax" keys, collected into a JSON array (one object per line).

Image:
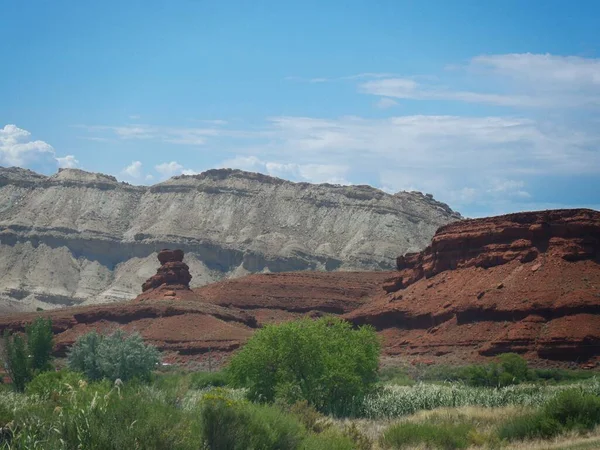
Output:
[
  {"xmin": 67, "ymin": 329, "xmax": 160, "ymax": 382},
  {"xmin": 228, "ymin": 317, "xmax": 380, "ymax": 415},
  {"xmin": 25, "ymin": 370, "xmax": 85, "ymax": 400}
]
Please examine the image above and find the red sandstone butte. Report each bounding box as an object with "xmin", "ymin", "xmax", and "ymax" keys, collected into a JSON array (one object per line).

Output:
[{"xmin": 345, "ymin": 209, "xmax": 600, "ymax": 365}]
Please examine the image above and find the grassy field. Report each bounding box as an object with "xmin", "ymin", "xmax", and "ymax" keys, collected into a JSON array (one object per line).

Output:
[{"xmin": 1, "ymin": 369, "xmax": 599, "ymax": 449}]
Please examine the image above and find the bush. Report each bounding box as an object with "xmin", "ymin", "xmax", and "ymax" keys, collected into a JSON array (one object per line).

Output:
[
  {"xmin": 381, "ymin": 422, "xmax": 474, "ymax": 449},
  {"xmin": 498, "ymin": 389, "xmax": 600, "ymax": 441},
  {"xmin": 300, "ymin": 429, "xmax": 355, "ymax": 450},
  {"xmin": 25, "ymin": 370, "xmax": 85, "ymax": 400},
  {"xmin": 68, "ymin": 330, "xmax": 160, "ymax": 382},
  {"xmin": 228, "ymin": 317, "xmax": 380, "ymax": 415},
  {"xmin": 1, "ymin": 318, "xmax": 54, "ymax": 392},
  {"xmin": 200, "ymin": 393, "xmax": 306, "ymax": 450},
  {"xmin": 189, "ymin": 371, "xmax": 229, "ymax": 389}
]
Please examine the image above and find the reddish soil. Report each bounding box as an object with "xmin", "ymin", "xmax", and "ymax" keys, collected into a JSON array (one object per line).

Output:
[{"xmin": 1, "ymin": 208, "xmax": 598, "ymax": 368}]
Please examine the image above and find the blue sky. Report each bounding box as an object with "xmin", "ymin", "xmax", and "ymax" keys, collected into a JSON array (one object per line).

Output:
[{"xmin": 1, "ymin": 0, "xmax": 599, "ymax": 217}]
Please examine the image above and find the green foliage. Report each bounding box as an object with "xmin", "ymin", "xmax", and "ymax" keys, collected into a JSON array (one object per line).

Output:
[
  {"xmin": 200, "ymin": 393, "xmax": 306, "ymax": 450},
  {"xmin": 67, "ymin": 330, "xmax": 160, "ymax": 382},
  {"xmin": 499, "ymin": 389, "xmax": 600, "ymax": 441},
  {"xmin": 1, "ymin": 318, "xmax": 54, "ymax": 392},
  {"xmin": 381, "ymin": 422, "xmax": 474, "ymax": 449},
  {"xmin": 189, "ymin": 370, "xmax": 229, "ymax": 389},
  {"xmin": 300, "ymin": 429, "xmax": 355, "ymax": 450},
  {"xmin": 2, "ymin": 332, "xmax": 30, "ymax": 392},
  {"xmin": 25, "ymin": 318, "xmax": 53, "ymax": 373},
  {"xmin": 228, "ymin": 317, "xmax": 380, "ymax": 415},
  {"xmin": 25, "ymin": 370, "xmax": 85, "ymax": 400}
]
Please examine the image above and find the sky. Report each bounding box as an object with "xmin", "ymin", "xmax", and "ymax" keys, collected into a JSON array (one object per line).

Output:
[{"xmin": 1, "ymin": 0, "xmax": 599, "ymax": 217}]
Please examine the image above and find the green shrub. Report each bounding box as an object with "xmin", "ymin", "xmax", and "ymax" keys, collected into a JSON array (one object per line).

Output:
[
  {"xmin": 228, "ymin": 317, "xmax": 380, "ymax": 415},
  {"xmin": 381, "ymin": 422, "xmax": 474, "ymax": 449},
  {"xmin": 1, "ymin": 318, "xmax": 54, "ymax": 392},
  {"xmin": 300, "ymin": 429, "xmax": 355, "ymax": 450},
  {"xmin": 25, "ymin": 370, "xmax": 85, "ymax": 400},
  {"xmin": 67, "ymin": 330, "xmax": 160, "ymax": 382},
  {"xmin": 189, "ymin": 370, "xmax": 229, "ymax": 389},
  {"xmin": 498, "ymin": 389, "xmax": 600, "ymax": 441},
  {"xmin": 200, "ymin": 393, "xmax": 306, "ymax": 450}
]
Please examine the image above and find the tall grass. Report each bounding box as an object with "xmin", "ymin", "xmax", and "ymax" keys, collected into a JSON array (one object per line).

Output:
[{"xmin": 362, "ymin": 378, "xmax": 600, "ymax": 419}]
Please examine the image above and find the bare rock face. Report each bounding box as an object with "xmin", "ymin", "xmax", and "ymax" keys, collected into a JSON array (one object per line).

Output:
[
  {"xmin": 346, "ymin": 208, "xmax": 600, "ymax": 365},
  {"xmin": 141, "ymin": 249, "xmax": 192, "ymax": 293},
  {"xmin": 0, "ymin": 167, "xmax": 461, "ymax": 312}
]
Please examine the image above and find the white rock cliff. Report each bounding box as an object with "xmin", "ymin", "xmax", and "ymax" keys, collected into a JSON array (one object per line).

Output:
[{"xmin": 0, "ymin": 167, "xmax": 461, "ymax": 312}]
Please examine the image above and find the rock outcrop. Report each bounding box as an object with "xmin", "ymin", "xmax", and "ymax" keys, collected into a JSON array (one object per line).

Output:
[
  {"xmin": 0, "ymin": 208, "xmax": 598, "ymax": 367},
  {"xmin": 346, "ymin": 209, "xmax": 600, "ymax": 365},
  {"xmin": 0, "ymin": 167, "xmax": 461, "ymax": 312},
  {"xmin": 141, "ymin": 249, "xmax": 192, "ymax": 293}
]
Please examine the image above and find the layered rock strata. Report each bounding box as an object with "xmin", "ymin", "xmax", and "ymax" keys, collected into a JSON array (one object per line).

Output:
[
  {"xmin": 0, "ymin": 167, "xmax": 461, "ymax": 312},
  {"xmin": 346, "ymin": 209, "xmax": 600, "ymax": 364}
]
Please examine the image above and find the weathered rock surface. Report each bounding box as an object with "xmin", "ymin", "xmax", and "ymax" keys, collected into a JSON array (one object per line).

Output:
[
  {"xmin": 1, "ymin": 209, "xmax": 598, "ymax": 366},
  {"xmin": 345, "ymin": 209, "xmax": 600, "ymax": 364},
  {"xmin": 141, "ymin": 249, "xmax": 192, "ymax": 293},
  {"xmin": 0, "ymin": 167, "xmax": 460, "ymax": 312}
]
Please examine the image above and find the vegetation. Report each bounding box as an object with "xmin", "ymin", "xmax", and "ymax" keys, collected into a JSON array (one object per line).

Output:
[
  {"xmin": 381, "ymin": 422, "xmax": 475, "ymax": 449},
  {"xmin": 499, "ymin": 389, "xmax": 600, "ymax": 441},
  {"xmin": 2, "ymin": 317, "xmax": 599, "ymax": 449},
  {"xmin": 1, "ymin": 318, "xmax": 54, "ymax": 392},
  {"xmin": 228, "ymin": 316, "xmax": 380, "ymax": 415},
  {"xmin": 67, "ymin": 330, "xmax": 160, "ymax": 382}
]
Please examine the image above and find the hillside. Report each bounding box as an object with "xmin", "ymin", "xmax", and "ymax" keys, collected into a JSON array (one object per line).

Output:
[
  {"xmin": 0, "ymin": 166, "xmax": 460, "ymax": 312},
  {"xmin": 1, "ymin": 208, "xmax": 598, "ymax": 367}
]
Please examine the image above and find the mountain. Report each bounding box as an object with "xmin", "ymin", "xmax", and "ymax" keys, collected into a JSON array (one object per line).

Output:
[{"xmin": 0, "ymin": 167, "xmax": 460, "ymax": 312}]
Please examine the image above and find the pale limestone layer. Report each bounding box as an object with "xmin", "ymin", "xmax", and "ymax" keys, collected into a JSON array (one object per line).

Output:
[{"xmin": 0, "ymin": 167, "xmax": 461, "ymax": 312}]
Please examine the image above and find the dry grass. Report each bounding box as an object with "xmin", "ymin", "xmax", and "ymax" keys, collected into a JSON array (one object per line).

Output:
[{"xmin": 335, "ymin": 408, "xmax": 600, "ymax": 449}]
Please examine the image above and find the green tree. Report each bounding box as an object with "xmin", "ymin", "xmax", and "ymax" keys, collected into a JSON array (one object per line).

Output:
[
  {"xmin": 228, "ymin": 317, "xmax": 380, "ymax": 415},
  {"xmin": 68, "ymin": 329, "xmax": 160, "ymax": 382},
  {"xmin": 26, "ymin": 317, "xmax": 53, "ymax": 372},
  {"xmin": 2, "ymin": 318, "xmax": 54, "ymax": 392}
]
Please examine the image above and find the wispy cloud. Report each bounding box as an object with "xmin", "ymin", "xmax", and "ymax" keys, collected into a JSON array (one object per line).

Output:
[
  {"xmin": 79, "ymin": 124, "xmax": 224, "ymax": 146},
  {"xmin": 359, "ymin": 53, "xmax": 600, "ymax": 108}
]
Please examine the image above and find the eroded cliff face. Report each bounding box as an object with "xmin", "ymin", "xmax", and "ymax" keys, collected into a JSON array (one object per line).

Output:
[
  {"xmin": 0, "ymin": 167, "xmax": 460, "ymax": 312},
  {"xmin": 345, "ymin": 209, "xmax": 600, "ymax": 364}
]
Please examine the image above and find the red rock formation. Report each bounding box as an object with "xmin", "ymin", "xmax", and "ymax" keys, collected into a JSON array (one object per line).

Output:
[
  {"xmin": 383, "ymin": 209, "xmax": 599, "ymax": 293},
  {"xmin": 1, "ymin": 209, "xmax": 598, "ymax": 368},
  {"xmin": 347, "ymin": 209, "xmax": 600, "ymax": 365},
  {"xmin": 141, "ymin": 249, "xmax": 192, "ymax": 295}
]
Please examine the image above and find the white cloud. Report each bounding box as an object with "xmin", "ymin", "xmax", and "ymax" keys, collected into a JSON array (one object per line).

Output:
[
  {"xmin": 0, "ymin": 124, "xmax": 78, "ymax": 171},
  {"xmin": 0, "ymin": 124, "xmax": 55, "ymax": 166},
  {"xmin": 123, "ymin": 161, "xmax": 143, "ymax": 179},
  {"xmin": 375, "ymin": 98, "xmax": 399, "ymax": 109},
  {"xmin": 80, "ymin": 124, "xmax": 223, "ymax": 146},
  {"xmin": 56, "ymin": 155, "xmax": 79, "ymax": 169},
  {"xmin": 219, "ymin": 155, "xmax": 350, "ymax": 185},
  {"xmin": 357, "ymin": 54, "xmax": 600, "ymax": 108},
  {"xmin": 155, "ymin": 161, "xmax": 184, "ymax": 178},
  {"xmin": 471, "ymin": 53, "xmax": 600, "ymax": 86}
]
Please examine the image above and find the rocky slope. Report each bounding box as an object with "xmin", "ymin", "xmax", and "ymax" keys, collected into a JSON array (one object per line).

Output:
[
  {"xmin": 345, "ymin": 209, "xmax": 600, "ymax": 364},
  {"xmin": 0, "ymin": 209, "xmax": 598, "ymax": 367},
  {"xmin": 0, "ymin": 166, "xmax": 460, "ymax": 312}
]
